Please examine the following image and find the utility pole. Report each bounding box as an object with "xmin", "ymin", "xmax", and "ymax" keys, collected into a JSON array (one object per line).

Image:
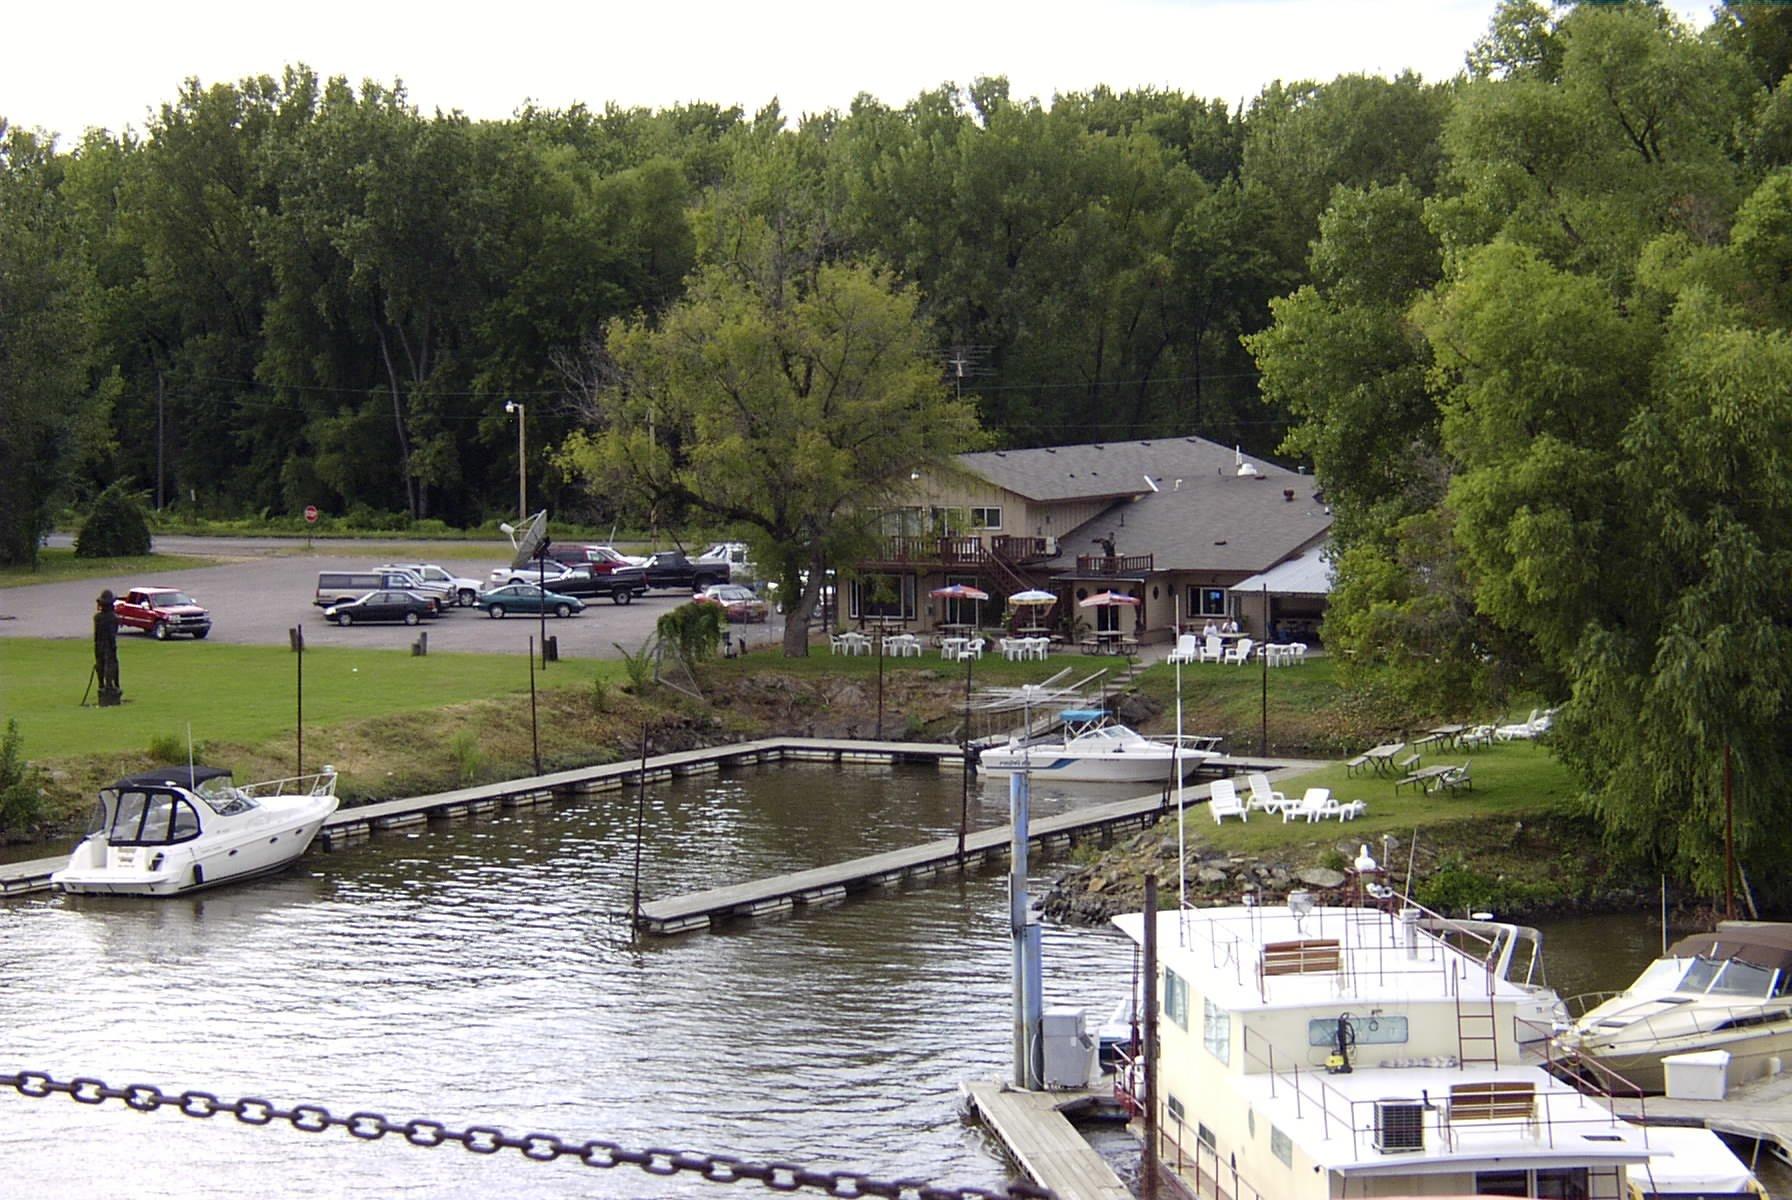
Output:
[{"xmin": 156, "ymin": 372, "xmax": 165, "ymax": 511}]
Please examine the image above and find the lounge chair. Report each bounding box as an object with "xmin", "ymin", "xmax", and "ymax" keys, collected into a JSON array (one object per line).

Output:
[
  {"xmin": 1209, "ymin": 778, "xmax": 1249, "ymax": 823},
  {"xmin": 1166, "ymin": 634, "xmax": 1200, "ymax": 665},
  {"xmin": 1222, "ymin": 637, "xmax": 1254, "ymax": 666},
  {"xmin": 1495, "ymin": 708, "xmax": 1554, "ymax": 741},
  {"xmin": 1437, "ymin": 763, "xmax": 1472, "ymax": 794},
  {"xmin": 1197, "ymin": 635, "xmax": 1225, "ymax": 663},
  {"xmin": 1245, "ymin": 772, "xmax": 1289, "ymax": 814}
]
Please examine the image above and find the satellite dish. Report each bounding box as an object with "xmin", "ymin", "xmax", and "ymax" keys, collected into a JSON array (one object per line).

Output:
[{"xmin": 505, "ymin": 510, "xmax": 549, "ymax": 570}]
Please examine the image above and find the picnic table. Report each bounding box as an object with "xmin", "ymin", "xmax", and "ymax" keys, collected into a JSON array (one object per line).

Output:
[
  {"xmin": 1360, "ymin": 742, "xmax": 1407, "ymax": 775},
  {"xmin": 1421, "ymin": 724, "xmax": 1468, "ymax": 750}
]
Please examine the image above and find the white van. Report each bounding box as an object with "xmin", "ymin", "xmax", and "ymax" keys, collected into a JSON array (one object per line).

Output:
[{"xmin": 314, "ymin": 569, "xmax": 439, "ymax": 610}]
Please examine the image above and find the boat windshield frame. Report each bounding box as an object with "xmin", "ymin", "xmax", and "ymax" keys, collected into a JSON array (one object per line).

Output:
[
  {"xmin": 193, "ymin": 775, "xmax": 258, "ymax": 816},
  {"xmin": 95, "ymin": 786, "xmax": 206, "ymax": 846}
]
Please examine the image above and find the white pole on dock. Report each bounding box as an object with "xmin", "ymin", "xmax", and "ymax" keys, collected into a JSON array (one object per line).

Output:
[{"xmin": 1010, "ymin": 768, "xmax": 1041, "ymax": 1089}]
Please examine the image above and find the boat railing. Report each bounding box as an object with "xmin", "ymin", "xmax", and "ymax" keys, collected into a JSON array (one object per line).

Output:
[
  {"xmin": 237, "ymin": 767, "xmax": 338, "ymax": 799},
  {"xmin": 1113, "ymin": 1051, "xmax": 1271, "ymax": 1200},
  {"xmin": 1562, "ymin": 990, "xmax": 1623, "ymax": 1018},
  {"xmin": 1569, "ymin": 995, "xmax": 1792, "ymax": 1045},
  {"xmin": 1239, "ymin": 1025, "xmax": 1647, "ymax": 1157}
]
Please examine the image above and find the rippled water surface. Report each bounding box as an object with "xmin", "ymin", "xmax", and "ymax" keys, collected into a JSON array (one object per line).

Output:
[
  {"xmin": 2, "ymin": 763, "xmax": 1766, "ymax": 1197},
  {"xmin": 0, "ymin": 765, "xmax": 1139, "ymax": 1198}
]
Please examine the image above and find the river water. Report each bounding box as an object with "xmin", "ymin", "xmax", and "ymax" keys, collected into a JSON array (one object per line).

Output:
[{"xmin": 0, "ymin": 763, "xmax": 1761, "ymax": 1198}]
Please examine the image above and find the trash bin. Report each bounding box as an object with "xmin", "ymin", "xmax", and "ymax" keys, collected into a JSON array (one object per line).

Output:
[{"xmin": 1663, "ymin": 1050, "xmax": 1730, "ymax": 1101}]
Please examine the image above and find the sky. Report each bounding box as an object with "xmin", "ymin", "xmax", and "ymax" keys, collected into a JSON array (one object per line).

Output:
[{"xmin": 10, "ymin": 0, "xmax": 1719, "ymax": 142}]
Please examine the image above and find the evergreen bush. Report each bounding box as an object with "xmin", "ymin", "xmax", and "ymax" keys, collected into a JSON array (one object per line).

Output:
[{"xmin": 75, "ymin": 481, "xmax": 152, "ymax": 558}]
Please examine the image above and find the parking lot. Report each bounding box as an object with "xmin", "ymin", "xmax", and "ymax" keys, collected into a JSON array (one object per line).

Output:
[{"xmin": 1, "ymin": 536, "xmax": 787, "ymax": 659}]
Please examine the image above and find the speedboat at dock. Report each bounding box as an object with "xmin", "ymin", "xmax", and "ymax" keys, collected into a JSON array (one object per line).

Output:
[
  {"xmin": 977, "ymin": 708, "xmax": 1219, "ymax": 784},
  {"xmin": 52, "ymin": 764, "xmax": 339, "ymax": 897},
  {"xmin": 1553, "ymin": 921, "xmax": 1792, "ymax": 1094}
]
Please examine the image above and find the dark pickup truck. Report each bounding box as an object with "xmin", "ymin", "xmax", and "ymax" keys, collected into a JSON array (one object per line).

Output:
[
  {"xmin": 641, "ymin": 551, "xmax": 730, "ymax": 592},
  {"xmin": 549, "ymin": 564, "xmax": 649, "ymax": 604}
]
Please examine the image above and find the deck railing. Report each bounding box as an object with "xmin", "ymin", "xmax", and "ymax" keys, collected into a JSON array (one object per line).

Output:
[
  {"xmin": 862, "ymin": 534, "xmax": 1056, "ymax": 568},
  {"xmin": 1073, "ymin": 553, "xmax": 1154, "ymax": 576}
]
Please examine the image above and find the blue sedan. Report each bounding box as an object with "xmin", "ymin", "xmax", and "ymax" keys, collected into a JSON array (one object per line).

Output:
[{"xmin": 475, "ymin": 584, "xmax": 585, "ymax": 619}]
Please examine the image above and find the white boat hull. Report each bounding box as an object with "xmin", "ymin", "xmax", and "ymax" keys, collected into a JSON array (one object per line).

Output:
[
  {"xmin": 978, "ymin": 749, "xmax": 1201, "ymax": 783},
  {"xmin": 53, "ymin": 793, "xmax": 337, "ymax": 897}
]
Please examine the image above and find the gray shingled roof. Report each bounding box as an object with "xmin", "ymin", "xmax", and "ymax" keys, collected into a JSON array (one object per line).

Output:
[{"xmin": 957, "ymin": 437, "xmax": 1332, "ymax": 575}]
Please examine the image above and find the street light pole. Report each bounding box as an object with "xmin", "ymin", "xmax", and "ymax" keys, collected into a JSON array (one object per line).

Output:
[{"xmin": 504, "ymin": 400, "xmax": 526, "ymax": 521}]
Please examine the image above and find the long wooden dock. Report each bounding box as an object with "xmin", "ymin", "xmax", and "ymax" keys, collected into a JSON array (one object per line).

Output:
[
  {"xmin": 634, "ymin": 782, "xmax": 1210, "ymax": 934},
  {"xmin": 962, "ymin": 1080, "xmax": 1132, "ymax": 1200}
]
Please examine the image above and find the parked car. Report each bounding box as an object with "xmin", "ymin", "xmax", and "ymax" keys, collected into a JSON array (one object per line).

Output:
[
  {"xmin": 548, "ymin": 563, "xmax": 649, "ymax": 605},
  {"xmin": 323, "ymin": 590, "xmax": 438, "ymax": 626},
  {"xmin": 114, "ymin": 587, "xmax": 212, "ymax": 640},
  {"xmin": 641, "ymin": 550, "xmax": 730, "ymax": 592},
  {"xmin": 697, "ymin": 541, "xmax": 756, "ymax": 582},
  {"xmin": 315, "ymin": 569, "xmax": 443, "ymax": 612},
  {"xmin": 374, "ymin": 562, "xmax": 482, "ymax": 607},
  {"xmin": 694, "ymin": 583, "xmax": 769, "ymax": 623},
  {"xmin": 488, "ymin": 560, "xmax": 577, "ymax": 588},
  {"xmin": 475, "ymin": 583, "xmax": 585, "ymax": 619}
]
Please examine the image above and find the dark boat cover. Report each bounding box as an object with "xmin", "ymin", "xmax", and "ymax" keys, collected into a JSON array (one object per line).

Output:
[
  {"xmin": 113, "ymin": 765, "xmax": 234, "ymax": 791},
  {"xmin": 1668, "ymin": 922, "xmax": 1792, "ymax": 974}
]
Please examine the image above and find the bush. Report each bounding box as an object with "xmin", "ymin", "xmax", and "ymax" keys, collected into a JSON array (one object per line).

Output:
[
  {"xmin": 656, "ymin": 603, "xmax": 725, "ymax": 668},
  {"xmin": 146, "ymin": 732, "xmax": 208, "ymax": 764},
  {"xmin": 75, "ymin": 482, "xmax": 152, "ymax": 558},
  {"xmin": 448, "ymin": 731, "xmax": 486, "ymax": 785},
  {"xmin": 0, "ymin": 720, "xmax": 44, "ymax": 837}
]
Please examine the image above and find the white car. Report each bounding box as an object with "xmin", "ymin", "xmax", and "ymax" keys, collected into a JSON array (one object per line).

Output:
[
  {"xmin": 375, "ymin": 563, "xmax": 484, "ymax": 608},
  {"xmin": 488, "ymin": 560, "xmax": 577, "ymax": 588}
]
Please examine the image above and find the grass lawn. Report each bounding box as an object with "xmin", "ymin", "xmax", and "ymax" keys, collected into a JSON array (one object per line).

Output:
[
  {"xmin": 0, "ymin": 638, "xmax": 608, "ymax": 761},
  {"xmin": 1191, "ymin": 738, "xmax": 1579, "ymax": 855},
  {"xmin": 0, "ymin": 549, "xmax": 224, "ymax": 589}
]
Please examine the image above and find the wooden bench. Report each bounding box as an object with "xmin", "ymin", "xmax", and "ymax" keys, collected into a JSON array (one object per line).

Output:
[
  {"xmin": 1345, "ymin": 754, "xmax": 1371, "ymax": 777},
  {"xmin": 1261, "ymin": 938, "xmax": 1341, "ymax": 976},
  {"xmin": 1447, "ymin": 1081, "xmax": 1535, "ymax": 1125}
]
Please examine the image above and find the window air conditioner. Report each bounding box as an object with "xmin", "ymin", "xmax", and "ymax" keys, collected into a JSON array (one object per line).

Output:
[{"xmin": 1373, "ymin": 1099, "xmax": 1425, "ymax": 1153}]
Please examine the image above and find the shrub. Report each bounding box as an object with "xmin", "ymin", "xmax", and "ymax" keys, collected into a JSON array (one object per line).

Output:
[
  {"xmin": 656, "ymin": 602, "xmax": 725, "ymax": 669},
  {"xmin": 614, "ymin": 640, "xmax": 658, "ymax": 691},
  {"xmin": 76, "ymin": 481, "xmax": 152, "ymax": 558},
  {"xmin": 0, "ymin": 720, "xmax": 44, "ymax": 837},
  {"xmin": 448, "ymin": 731, "xmax": 486, "ymax": 785}
]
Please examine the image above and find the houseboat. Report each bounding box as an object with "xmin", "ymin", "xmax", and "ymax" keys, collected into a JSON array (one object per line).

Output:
[{"xmin": 1112, "ymin": 892, "xmax": 1661, "ymax": 1200}]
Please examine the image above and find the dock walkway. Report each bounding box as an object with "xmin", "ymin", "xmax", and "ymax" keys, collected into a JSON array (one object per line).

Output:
[
  {"xmin": 1610, "ymin": 1071, "xmax": 1792, "ymax": 1160},
  {"xmin": 962, "ymin": 1080, "xmax": 1131, "ymax": 1200}
]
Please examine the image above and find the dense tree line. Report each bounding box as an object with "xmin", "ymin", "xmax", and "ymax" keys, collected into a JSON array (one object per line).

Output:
[
  {"xmin": 0, "ymin": 57, "xmax": 1445, "ymax": 552},
  {"xmin": 1250, "ymin": 1, "xmax": 1792, "ymax": 901}
]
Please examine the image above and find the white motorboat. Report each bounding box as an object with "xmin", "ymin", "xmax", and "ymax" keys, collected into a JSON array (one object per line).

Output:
[
  {"xmin": 1110, "ymin": 890, "xmax": 1657, "ymax": 1200},
  {"xmin": 52, "ymin": 764, "xmax": 339, "ymax": 897},
  {"xmin": 977, "ymin": 708, "xmax": 1218, "ymax": 784},
  {"xmin": 1554, "ymin": 921, "xmax": 1792, "ymax": 1094}
]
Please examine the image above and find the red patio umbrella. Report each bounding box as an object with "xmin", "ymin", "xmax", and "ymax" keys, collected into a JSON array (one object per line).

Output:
[
  {"xmin": 929, "ymin": 583, "xmax": 989, "ymax": 628},
  {"xmin": 1078, "ymin": 591, "xmax": 1141, "ymax": 607}
]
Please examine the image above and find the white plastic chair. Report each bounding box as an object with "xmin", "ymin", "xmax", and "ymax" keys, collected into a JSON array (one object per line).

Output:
[
  {"xmin": 1209, "ymin": 778, "xmax": 1249, "ymax": 823},
  {"xmin": 1166, "ymin": 634, "xmax": 1200, "ymax": 665},
  {"xmin": 1244, "ymin": 772, "xmax": 1288, "ymax": 814},
  {"xmin": 829, "ymin": 633, "xmax": 848, "ymax": 655},
  {"xmin": 956, "ymin": 637, "xmax": 985, "ymax": 661},
  {"xmin": 1199, "ymin": 635, "xmax": 1224, "ymax": 663},
  {"xmin": 1223, "ymin": 637, "xmax": 1254, "ymax": 666}
]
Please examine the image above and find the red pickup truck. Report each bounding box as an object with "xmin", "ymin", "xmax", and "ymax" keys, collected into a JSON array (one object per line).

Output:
[{"xmin": 114, "ymin": 587, "xmax": 213, "ymax": 640}]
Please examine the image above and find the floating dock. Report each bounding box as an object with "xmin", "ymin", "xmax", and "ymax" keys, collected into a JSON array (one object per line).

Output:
[
  {"xmin": 1609, "ymin": 1071, "xmax": 1792, "ymax": 1162},
  {"xmin": 961, "ymin": 1080, "xmax": 1132, "ymax": 1200},
  {"xmin": 0, "ymin": 736, "xmax": 1317, "ymax": 900}
]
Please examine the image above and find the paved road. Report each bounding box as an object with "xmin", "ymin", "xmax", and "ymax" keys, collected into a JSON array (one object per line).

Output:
[{"xmin": 2, "ymin": 535, "xmax": 787, "ymax": 659}]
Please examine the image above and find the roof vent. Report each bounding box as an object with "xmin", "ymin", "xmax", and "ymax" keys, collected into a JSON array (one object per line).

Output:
[{"xmin": 1283, "ymin": 488, "xmax": 1295, "ymax": 502}]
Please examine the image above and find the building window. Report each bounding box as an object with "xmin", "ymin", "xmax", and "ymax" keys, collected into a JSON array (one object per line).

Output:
[
  {"xmin": 970, "ymin": 506, "xmax": 1002, "ymax": 530},
  {"xmin": 1203, "ymin": 997, "xmax": 1231, "ymax": 1064},
  {"xmin": 849, "ymin": 574, "xmax": 914, "ymax": 620},
  {"xmin": 1164, "ymin": 969, "xmax": 1189, "ymax": 1030},
  {"xmin": 1166, "ymin": 1093, "xmax": 1185, "ymax": 1124},
  {"xmin": 1270, "ymin": 1127, "xmax": 1292, "ymax": 1167},
  {"xmin": 1190, "ymin": 586, "xmax": 1228, "ymax": 617},
  {"xmin": 1196, "ymin": 1122, "xmax": 1216, "ymax": 1151}
]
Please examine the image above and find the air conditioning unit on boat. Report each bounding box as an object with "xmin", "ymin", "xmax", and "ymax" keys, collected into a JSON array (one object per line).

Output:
[{"xmin": 1373, "ymin": 1099, "xmax": 1425, "ymax": 1153}]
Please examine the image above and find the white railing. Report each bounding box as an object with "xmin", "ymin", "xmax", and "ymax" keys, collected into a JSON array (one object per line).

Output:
[{"xmin": 238, "ymin": 767, "xmax": 338, "ymax": 799}]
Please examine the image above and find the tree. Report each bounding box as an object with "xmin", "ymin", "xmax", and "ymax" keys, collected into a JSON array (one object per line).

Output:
[
  {"xmin": 0, "ymin": 122, "xmax": 104, "ymax": 566},
  {"xmin": 560, "ymin": 259, "xmax": 982, "ymax": 656}
]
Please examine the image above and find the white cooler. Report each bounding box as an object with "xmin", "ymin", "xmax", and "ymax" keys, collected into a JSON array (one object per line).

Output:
[{"xmin": 1663, "ymin": 1050, "xmax": 1731, "ymax": 1101}]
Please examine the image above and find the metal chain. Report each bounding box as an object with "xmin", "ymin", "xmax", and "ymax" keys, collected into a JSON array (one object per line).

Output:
[{"xmin": 1, "ymin": 1070, "xmax": 1056, "ymax": 1200}]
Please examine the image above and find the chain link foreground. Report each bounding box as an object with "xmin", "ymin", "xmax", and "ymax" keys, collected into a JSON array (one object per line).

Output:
[{"xmin": 2, "ymin": 1070, "xmax": 1055, "ymax": 1200}]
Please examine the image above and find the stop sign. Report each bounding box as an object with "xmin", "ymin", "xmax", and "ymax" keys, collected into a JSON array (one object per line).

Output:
[{"xmin": 304, "ymin": 505, "xmax": 319, "ymax": 524}]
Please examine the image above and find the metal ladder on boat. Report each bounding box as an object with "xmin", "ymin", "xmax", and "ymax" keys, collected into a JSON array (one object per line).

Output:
[{"xmin": 1454, "ymin": 958, "xmax": 1501, "ymax": 1069}]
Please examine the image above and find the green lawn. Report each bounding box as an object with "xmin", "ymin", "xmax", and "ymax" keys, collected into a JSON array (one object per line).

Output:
[
  {"xmin": 0, "ymin": 638, "xmax": 600, "ymax": 761},
  {"xmin": 1191, "ymin": 738, "xmax": 1579, "ymax": 854},
  {"xmin": 0, "ymin": 549, "xmax": 224, "ymax": 588}
]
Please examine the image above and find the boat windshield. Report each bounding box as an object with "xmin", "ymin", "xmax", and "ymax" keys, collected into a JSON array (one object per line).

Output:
[
  {"xmin": 1674, "ymin": 955, "xmax": 1776, "ymax": 999},
  {"xmin": 193, "ymin": 775, "xmax": 256, "ymax": 815},
  {"xmin": 100, "ymin": 789, "xmax": 204, "ymax": 845}
]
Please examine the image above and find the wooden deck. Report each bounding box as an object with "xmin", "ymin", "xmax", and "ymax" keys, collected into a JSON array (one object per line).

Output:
[
  {"xmin": 1609, "ymin": 1069, "xmax": 1792, "ymax": 1160},
  {"xmin": 962, "ymin": 1080, "xmax": 1131, "ymax": 1200}
]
